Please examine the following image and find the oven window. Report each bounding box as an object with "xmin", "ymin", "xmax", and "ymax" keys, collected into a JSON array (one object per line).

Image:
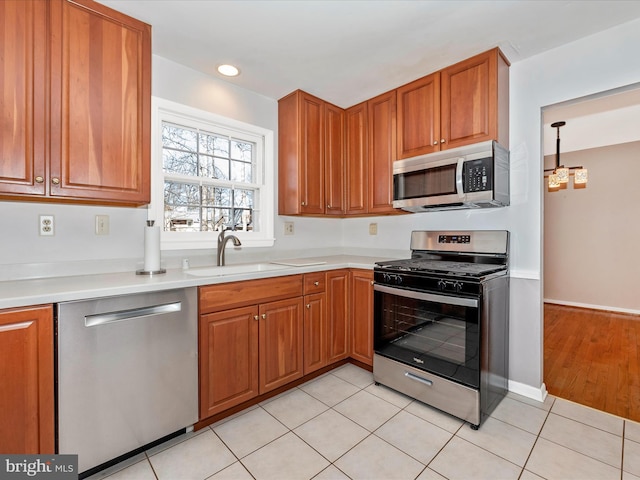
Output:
[
  {"xmin": 374, "ymin": 289, "xmax": 480, "ymax": 388},
  {"xmin": 394, "ymin": 164, "xmax": 457, "ymax": 200}
]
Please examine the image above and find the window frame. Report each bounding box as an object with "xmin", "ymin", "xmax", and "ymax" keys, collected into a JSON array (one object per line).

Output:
[{"xmin": 150, "ymin": 97, "xmax": 275, "ymax": 250}]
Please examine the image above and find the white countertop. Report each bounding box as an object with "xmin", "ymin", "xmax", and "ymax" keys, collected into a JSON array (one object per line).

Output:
[{"xmin": 0, "ymin": 255, "xmax": 389, "ymax": 310}]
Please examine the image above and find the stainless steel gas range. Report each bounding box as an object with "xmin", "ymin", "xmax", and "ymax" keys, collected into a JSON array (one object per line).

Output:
[{"xmin": 373, "ymin": 230, "xmax": 509, "ymax": 429}]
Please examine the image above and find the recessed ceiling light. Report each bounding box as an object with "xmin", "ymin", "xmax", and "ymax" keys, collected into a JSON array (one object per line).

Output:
[{"xmin": 217, "ymin": 64, "xmax": 240, "ymax": 77}]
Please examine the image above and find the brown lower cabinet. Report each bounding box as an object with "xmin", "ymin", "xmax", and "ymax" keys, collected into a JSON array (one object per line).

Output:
[
  {"xmin": 259, "ymin": 297, "xmax": 304, "ymax": 393},
  {"xmin": 303, "ymin": 270, "xmax": 350, "ymax": 375},
  {"xmin": 0, "ymin": 304, "xmax": 54, "ymax": 454},
  {"xmin": 350, "ymin": 269, "xmax": 375, "ymax": 366},
  {"xmin": 199, "ymin": 275, "xmax": 304, "ymax": 418},
  {"xmin": 198, "ymin": 269, "xmax": 374, "ymax": 422},
  {"xmin": 326, "ymin": 269, "xmax": 350, "ymax": 363},
  {"xmin": 199, "ymin": 306, "xmax": 259, "ymax": 418}
]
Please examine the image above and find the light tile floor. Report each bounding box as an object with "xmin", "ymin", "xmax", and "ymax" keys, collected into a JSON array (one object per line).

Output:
[{"xmin": 87, "ymin": 364, "xmax": 640, "ymax": 480}]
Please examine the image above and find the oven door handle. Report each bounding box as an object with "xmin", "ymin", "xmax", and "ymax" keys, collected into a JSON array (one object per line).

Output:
[{"xmin": 374, "ymin": 284, "xmax": 478, "ymax": 308}]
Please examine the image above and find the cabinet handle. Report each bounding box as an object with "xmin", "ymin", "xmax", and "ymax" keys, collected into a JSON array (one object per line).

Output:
[
  {"xmin": 370, "ymin": 281, "xmax": 374, "ymax": 285},
  {"xmin": 440, "ymin": 139, "xmax": 446, "ymax": 144},
  {"xmin": 314, "ymin": 281, "xmax": 319, "ymax": 286},
  {"xmin": 261, "ymin": 313, "xmax": 267, "ymax": 319},
  {"xmin": 327, "ymin": 204, "xmax": 331, "ymax": 209},
  {"xmin": 433, "ymin": 141, "xmax": 438, "ymax": 146},
  {"xmin": 254, "ymin": 315, "xmax": 259, "ymax": 320},
  {"xmin": 35, "ymin": 176, "xmax": 44, "ymax": 184},
  {"xmin": 306, "ymin": 304, "xmax": 311, "ymax": 309},
  {"xmin": 301, "ymin": 201, "xmax": 306, "ymax": 206},
  {"xmin": 51, "ymin": 177, "xmax": 60, "ymax": 185}
]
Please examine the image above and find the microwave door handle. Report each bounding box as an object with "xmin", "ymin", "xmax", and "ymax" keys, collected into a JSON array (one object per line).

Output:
[{"xmin": 456, "ymin": 158, "xmax": 465, "ymax": 198}]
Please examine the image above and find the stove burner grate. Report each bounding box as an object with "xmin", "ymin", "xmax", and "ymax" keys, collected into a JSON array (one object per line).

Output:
[{"xmin": 377, "ymin": 259, "xmax": 506, "ymax": 278}]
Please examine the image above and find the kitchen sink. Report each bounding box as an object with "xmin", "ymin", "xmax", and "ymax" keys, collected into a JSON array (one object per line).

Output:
[{"xmin": 185, "ymin": 262, "xmax": 290, "ymax": 277}]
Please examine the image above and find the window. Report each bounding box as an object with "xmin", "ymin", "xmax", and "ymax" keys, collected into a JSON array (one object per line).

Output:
[{"xmin": 150, "ymin": 98, "xmax": 275, "ymax": 249}]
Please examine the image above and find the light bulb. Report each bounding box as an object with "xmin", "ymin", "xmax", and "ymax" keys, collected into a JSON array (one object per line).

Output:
[{"xmin": 574, "ymin": 168, "xmax": 588, "ymax": 185}]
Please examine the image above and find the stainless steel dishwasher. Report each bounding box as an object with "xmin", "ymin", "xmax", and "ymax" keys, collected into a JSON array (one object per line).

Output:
[{"xmin": 57, "ymin": 288, "xmax": 198, "ymax": 476}]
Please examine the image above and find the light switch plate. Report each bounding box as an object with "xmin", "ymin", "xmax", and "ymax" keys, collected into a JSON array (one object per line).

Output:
[
  {"xmin": 369, "ymin": 223, "xmax": 378, "ymax": 235},
  {"xmin": 95, "ymin": 215, "xmax": 110, "ymax": 235}
]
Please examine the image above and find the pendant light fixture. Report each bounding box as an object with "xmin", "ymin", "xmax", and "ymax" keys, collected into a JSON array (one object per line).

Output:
[{"xmin": 544, "ymin": 121, "xmax": 588, "ymax": 190}]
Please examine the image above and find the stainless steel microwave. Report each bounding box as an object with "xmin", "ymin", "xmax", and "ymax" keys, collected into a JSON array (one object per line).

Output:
[{"xmin": 393, "ymin": 140, "xmax": 510, "ymax": 212}]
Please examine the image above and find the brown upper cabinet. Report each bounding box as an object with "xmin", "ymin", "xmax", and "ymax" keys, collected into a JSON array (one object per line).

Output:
[
  {"xmin": 344, "ymin": 102, "xmax": 368, "ymax": 215},
  {"xmin": 396, "ymin": 48, "xmax": 509, "ymax": 159},
  {"xmin": 0, "ymin": 0, "xmax": 151, "ymax": 206},
  {"xmin": 278, "ymin": 48, "xmax": 509, "ymax": 217},
  {"xmin": 396, "ymin": 72, "xmax": 440, "ymax": 158},
  {"xmin": 278, "ymin": 90, "xmax": 345, "ymax": 216},
  {"xmin": 366, "ymin": 91, "xmax": 397, "ymax": 215},
  {"xmin": 280, "ymin": 90, "xmax": 399, "ymax": 217}
]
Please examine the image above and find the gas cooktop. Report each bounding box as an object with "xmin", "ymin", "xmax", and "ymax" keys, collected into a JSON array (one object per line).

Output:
[{"xmin": 375, "ymin": 259, "xmax": 507, "ymax": 278}]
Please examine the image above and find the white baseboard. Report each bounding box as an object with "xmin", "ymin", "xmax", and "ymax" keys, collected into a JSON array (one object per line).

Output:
[
  {"xmin": 508, "ymin": 380, "xmax": 548, "ymax": 403},
  {"xmin": 544, "ymin": 298, "xmax": 640, "ymax": 316}
]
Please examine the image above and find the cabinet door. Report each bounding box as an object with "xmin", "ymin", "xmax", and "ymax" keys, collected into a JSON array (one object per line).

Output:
[
  {"xmin": 299, "ymin": 92, "xmax": 325, "ymax": 214},
  {"xmin": 0, "ymin": 305, "xmax": 54, "ymax": 454},
  {"xmin": 350, "ymin": 270, "xmax": 374, "ymax": 366},
  {"xmin": 0, "ymin": 0, "xmax": 47, "ymax": 197},
  {"xmin": 325, "ymin": 103, "xmax": 345, "ymax": 215},
  {"xmin": 199, "ymin": 306, "xmax": 259, "ymax": 418},
  {"xmin": 345, "ymin": 102, "xmax": 368, "ymax": 215},
  {"xmin": 278, "ymin": 90, "xmax": 325, "ymax": 215},
  {"xmin": 326, "ymin": 269, "xmax": 350, "ymax": 363},
  {"xmin": 259, "ymin": 297, "xmax": 304, "ymax": 393},
  {"xmin": 303, "ymin": 293, "xmax": 327, "ymax": 375},
  {"xmin": 440, "ymin": 49, "xmax": 500, "ymax": 150},
  {"xmin": 367, "ymin": 91, "xmax": 397, "ymax": 214},
  {"xmin": 49, "ymin": 0, "xmax": 151, "ymax": 204},
  {"xmin": 396, "ymin": 72, "xmax": 440, "ymax": 159}
]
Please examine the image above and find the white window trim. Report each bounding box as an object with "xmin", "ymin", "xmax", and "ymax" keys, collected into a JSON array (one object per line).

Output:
[{"xmin": 149, "ymin": 97, "xmax": 275, "ymax": 250}]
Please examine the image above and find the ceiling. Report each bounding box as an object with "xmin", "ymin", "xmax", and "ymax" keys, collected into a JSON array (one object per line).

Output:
[{"xmin": 98, "ymin": 0, "xmax": 640, "ymax": 107}]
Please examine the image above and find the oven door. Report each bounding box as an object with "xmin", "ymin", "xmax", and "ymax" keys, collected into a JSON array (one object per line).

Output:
[{"xmin": 373, "ymin": 284, "xmax": 481, "ymax": 389}]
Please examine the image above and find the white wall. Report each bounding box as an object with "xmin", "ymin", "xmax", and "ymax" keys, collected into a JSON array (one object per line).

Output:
[{"xmin": 544, "ymin": 142, "xmax": 640, "ymax": 313}]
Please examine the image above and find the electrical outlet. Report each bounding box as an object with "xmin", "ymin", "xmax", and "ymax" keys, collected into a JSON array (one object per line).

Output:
[
  {"xmin": 39, "ymin": 215, "xmax": 54, "ymax": 236},
  {"xmin": 369, "ymin": 223, "xmax": 378, "ymax": 235},
  {"xmin": 95, "ymin": 215, "xmax": 110, "ymax": 235},
  {"xmin": 284, "ymin": 221, "xmax": 294, "ymax": 235}
]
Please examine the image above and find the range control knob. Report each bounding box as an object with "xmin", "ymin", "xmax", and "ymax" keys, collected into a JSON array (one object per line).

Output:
[
  {"xmin": 453, "ymin": 281, "xmax": 463, "ymax": 292},
  {"xmin": 437, "ymin": 280, "xmax": 447, "ymax": 291}
]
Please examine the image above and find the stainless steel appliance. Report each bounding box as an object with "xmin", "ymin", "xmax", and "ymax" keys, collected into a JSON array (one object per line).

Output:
[
  {"xmin": 373, "ymin": 231, "xmax": 509, "ymax": 429},
  {"xmin": 392, "ymin": 140, "xmax": 510, "ymax": 212},
  {"xmin": 57, "ymin": 288, "xmax": 198, "ymax": 477}
]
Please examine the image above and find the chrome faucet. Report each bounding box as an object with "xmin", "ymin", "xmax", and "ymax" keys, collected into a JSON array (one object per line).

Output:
[{"xmin": 217, "ymin": 228, "xmax": 241, "ymax": 266}]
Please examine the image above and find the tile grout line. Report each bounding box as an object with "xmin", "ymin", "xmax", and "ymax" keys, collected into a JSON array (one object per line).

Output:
[
  {"xmin": 519, "ymin": 397, "xmax": 554, "ymax": 479},
  {"xmin": 620, "ymin": 421, "xmax": 625, "ymax": 480}
]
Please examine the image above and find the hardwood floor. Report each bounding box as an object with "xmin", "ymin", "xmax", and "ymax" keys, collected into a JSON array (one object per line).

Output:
[{"xmin": 544, "ymin": 303, "xmax": 640, "ymax": 422}]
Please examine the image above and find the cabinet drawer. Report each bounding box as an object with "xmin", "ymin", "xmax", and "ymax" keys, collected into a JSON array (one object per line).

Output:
[
  {"xmin": 303, "ymin": 272, "xmax": 326, "ymax": 294},
  {"xmin": 199, "ymin": 275, "xmax": 303, "ymax": 314}
]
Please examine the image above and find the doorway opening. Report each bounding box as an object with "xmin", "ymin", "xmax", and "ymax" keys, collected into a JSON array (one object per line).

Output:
[{"xmin": 542, "ymin": 84, "xmax": 640, "ymax": 422}]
